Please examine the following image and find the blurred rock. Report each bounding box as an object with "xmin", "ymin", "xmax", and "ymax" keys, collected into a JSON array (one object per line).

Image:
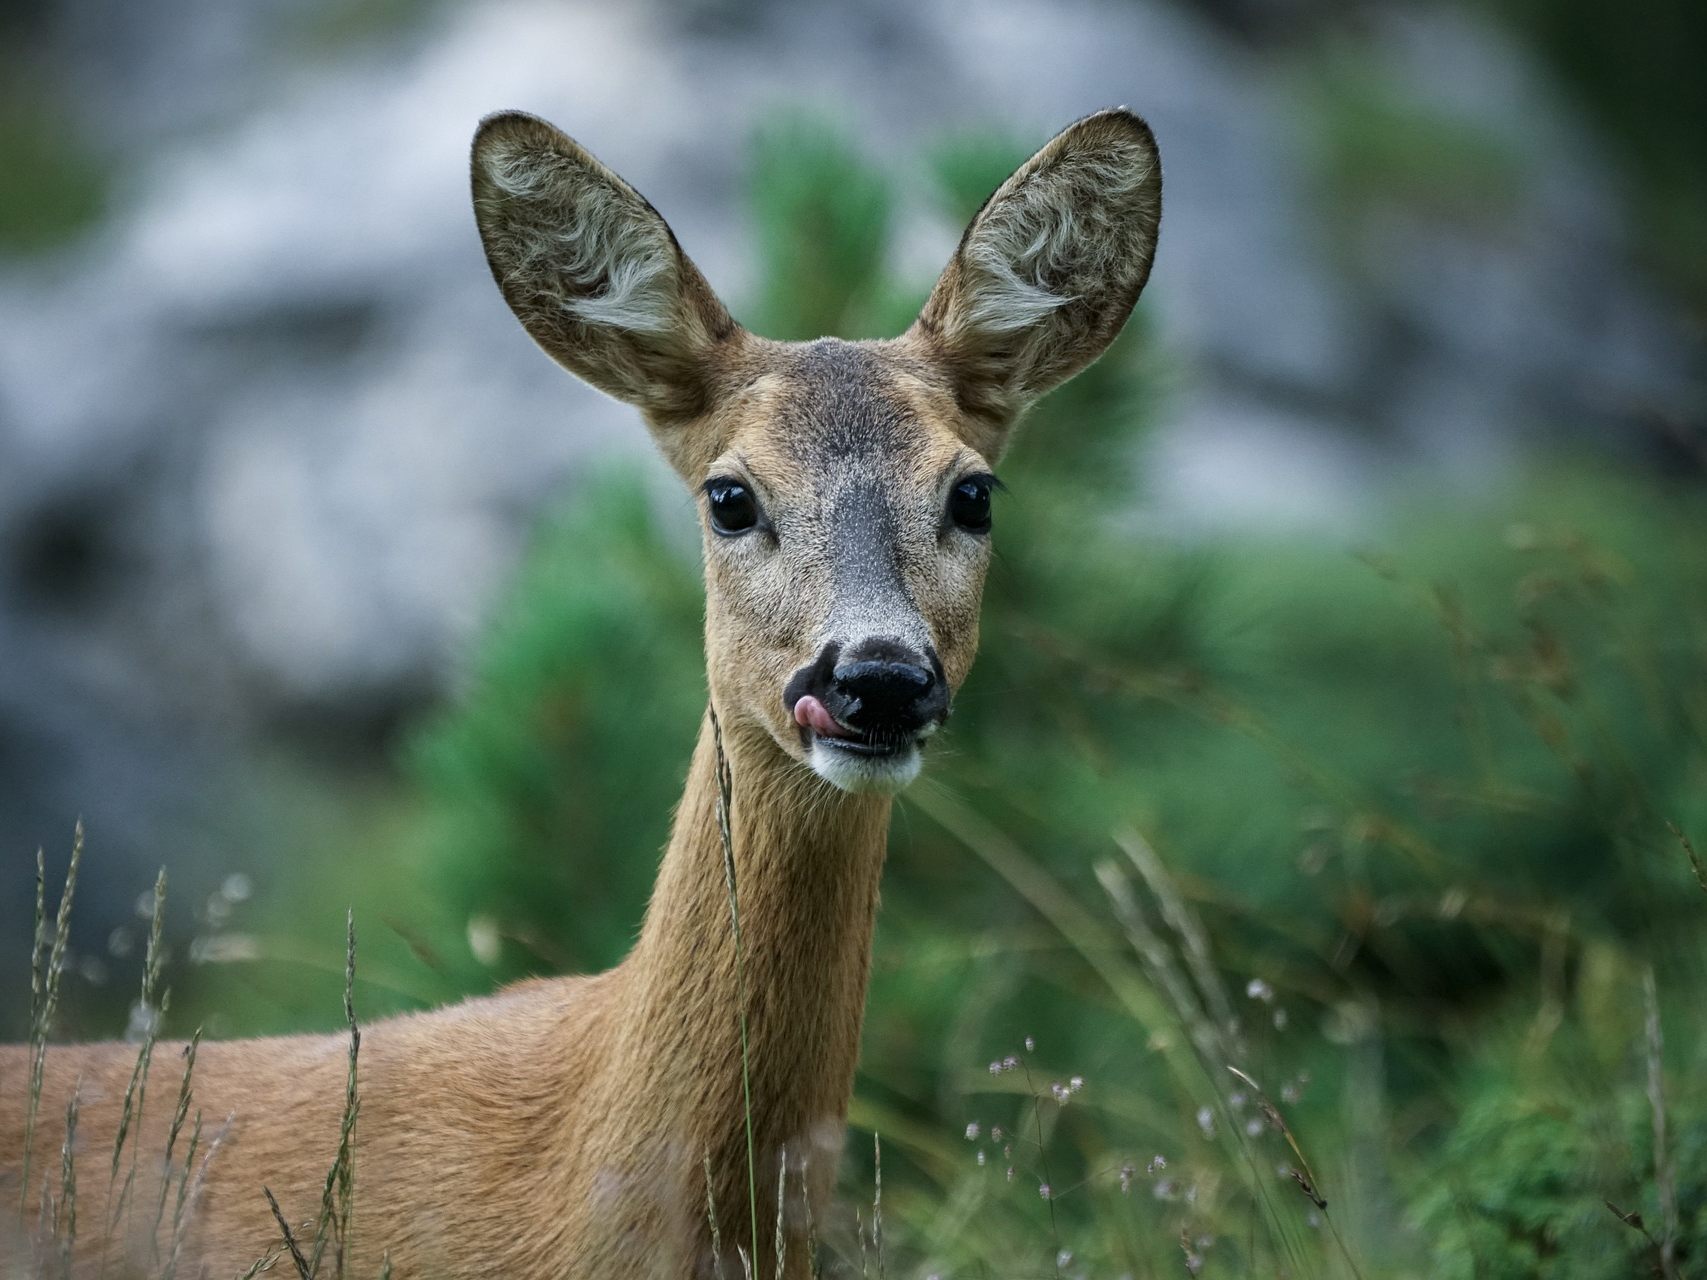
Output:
[{"xmin": 0, "ymin": 0, "xmax": 1697, "ymax": 899}]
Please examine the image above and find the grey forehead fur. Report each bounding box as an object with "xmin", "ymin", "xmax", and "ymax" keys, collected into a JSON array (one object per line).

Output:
[
  {"xmin": 774, "ymin": 339, "xmax": 923, "ymax": 462},
  {"xmin": 774, "ymin": 340, "xmax": 936, "ymax": 657},
  {"xmin": 826, "ymin": 475, "xmax": 923, "ymax": 643}
]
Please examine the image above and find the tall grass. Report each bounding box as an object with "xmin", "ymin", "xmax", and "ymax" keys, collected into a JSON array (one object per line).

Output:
[
  {"xmin": 245, "ymin": 911, "xmax": 365, "ymax": 1280},
  {"xmin": 9, "ymin": 835, "xmax": 380, "ymax": 1280},
  {"xmin": 20, "ymin": 824, "xmax": 83, "ymax": 1219}
]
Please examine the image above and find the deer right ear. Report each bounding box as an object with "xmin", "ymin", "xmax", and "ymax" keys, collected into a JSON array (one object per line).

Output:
[
  {"xmin": 910, "ymin": 109, "xmax": 1161, "ymax": 457},
  {"xmin": 471, "ymin": 112, "xmax": 740, "ymax": 427}
]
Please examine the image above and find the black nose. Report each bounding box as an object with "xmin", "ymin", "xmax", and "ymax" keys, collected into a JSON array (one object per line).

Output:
[
  {"xmin": 825, "ymin": 640, "xmax": 948, "ymax": 738},
  {"xmin": 835, "ymin": 660, "xmax": 933, "ymax": 728}
]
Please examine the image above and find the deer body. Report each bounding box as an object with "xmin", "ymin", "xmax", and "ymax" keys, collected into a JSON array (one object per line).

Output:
[
  {"xmin": 2, "ymin": 107, "xmax": 1160, "ymax": 1277},
  {"xmin": 3, "ymin": 716, "xmax": 883, "ymax": 1275}
]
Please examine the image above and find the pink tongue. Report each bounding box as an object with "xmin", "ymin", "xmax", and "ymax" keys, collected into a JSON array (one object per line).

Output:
[{"xmin": 794, "ymin": 695, "xmax": 851, "ymax": 739}]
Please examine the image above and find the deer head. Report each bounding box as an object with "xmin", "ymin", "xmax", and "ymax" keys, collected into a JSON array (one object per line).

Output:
[{"xmin": 471, "ymin": 109, "xmax": 1160, "ymax": 794}]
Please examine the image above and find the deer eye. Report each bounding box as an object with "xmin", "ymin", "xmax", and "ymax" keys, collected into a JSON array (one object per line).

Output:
[
  {"xmin": 947, "ymin": 475, "xmax": 994, "ymax": 534},
  {"xmin": 705, "ymin": 479, "xmax": 760, "ymax": 535}
]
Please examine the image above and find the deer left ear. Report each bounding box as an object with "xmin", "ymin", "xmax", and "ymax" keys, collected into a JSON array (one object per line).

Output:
[
  {"xmin": 909, "ymin": 109, "xmax": 1161, "ymax": 455},
  {"xmin": 471, "ymin": 111, "xmax": 741, "ymax": 430}
]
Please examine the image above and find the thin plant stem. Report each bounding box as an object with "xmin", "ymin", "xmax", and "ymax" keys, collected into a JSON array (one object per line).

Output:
[
  {"xmin": 103, "ymin": 869, "xmax": 169, "ymax": 1269},
  {"xmin": 310, "ymin": 912, "xmax": 362, "ymax": 1278},
  {"xmin": 872, "ymin": 1133, "xmax": 885, "ymax": 1280},
  {"xmin": 1227, "ymin": 1065, "xmax": 1368, "ymax": 1280},
  {"xmin": 1670, "ymin": 821, "xmax": 1706, "ymax": 895},
  {"xmin": 1016, "ymin": 1058, "xmax": 1061, "ymax": 1277},
  {"xmin": 166, "ymin": 1111, "xmax": 233, "ymax": 1280},
  {"xmin": 264, "ymin": 1185, "xmax": 311, "ymax": 1279},
  {"xmin": 773, "ymin": 1147, "xmax": 787, "ymax": 1280},
  {"xmin": 57, "ymin": 1086, "xmax": 80, "ymax": 1278},
  {"xmin": 1643, "ymin": 968, "xmax": 1682, "ymax": 1280},
  {"xmin": 149, "ymin": 1028, "xmax": 201, "ymax": 1264},
  {"xmin": 23, "ymin": 824, "xmax": 83, "ymax": 1216},
  {"xmin": 705, "ymin": 1151, "xmax": 728, "ymax": 1280},
  {"xmin": 711, "ymin": 709, "xmax": 761, "ymax": 1261},
  {"xmin": 800, "ymin": 1155, "xmax": 821, "ymax": 1280}
]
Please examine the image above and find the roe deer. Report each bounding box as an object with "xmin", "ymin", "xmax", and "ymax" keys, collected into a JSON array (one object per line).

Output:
[{"xmin": 1, "ymin": 107, "xmax": 1160, "ymax": 1278}]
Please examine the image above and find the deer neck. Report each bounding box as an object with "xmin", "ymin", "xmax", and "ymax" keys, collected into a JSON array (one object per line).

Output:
[{"xmin": 605, "ymin": 710, "xmax": 890, "ymax": 1258}]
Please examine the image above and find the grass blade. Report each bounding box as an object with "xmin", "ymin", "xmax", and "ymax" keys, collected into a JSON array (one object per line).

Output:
[
  {"xmin": 1643, "ymin": 968, "xmax": 1682, "ymax": 1280},
  {"xmin": 22, "ymin": 824, "xmax": 84, "ymax": 1217},
  {"xmin": 149, "ymin": 1028, "xmax": 201, "ymax": 1264},
  {"xmin": 705, "ymin": 1151, "xmax": 728, "ymax": 1280},
  {"xmin": 57, "ymin": 1086, "xmax": 80, "ymax": 1278},
  {"xmin": 264, "ymin": 1185, "xmax": 311, "ymax": 1279},
  {"xmin": 104, "ymin": 868, "xmax": 168, "ymax": 1262},
  {"xmin": 872, "ymin": 1133, "xmax": 884, "ymax": 1280},
  {"xmin": 773, "ymin": 1146, "xmax": 787, "ymax": 1280},
  {"xmin": 310, "ymin": 911, "xmax": 362, "ymax": 1278},
  {"xmin": 711, "ymin": 710, "xmax": 761, "ymax": 1262}
]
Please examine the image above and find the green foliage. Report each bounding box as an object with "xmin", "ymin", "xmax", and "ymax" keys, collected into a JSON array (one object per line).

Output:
[
  {"xmin": 0, "ymin": 86, "xmax": 106, "ymax": 255},
  {"xmin": 924, "ymin": 129, "xmax": 1029, "ymax": 224},
  {"xmin": 1412, "ymin": 1029, "xmax": 1707, "ymax": 1278},
  {"xmin": 282, "ymin": 0, "xmax": 444, "ymax": 53},
  {"xmin": 1470, "ymin": 0, "xmax": 1707, "ymax": 305},
  {"xmin": 1299, "ymin": 50, "xmax": 1530, "ymax": 232},
  {"xmin": 744, "ymin": 115, "xmax": 905, "ymax": 340},
  {"xmin": 406, "ymin": 475, "xmax": 705, "ymax": 977}
]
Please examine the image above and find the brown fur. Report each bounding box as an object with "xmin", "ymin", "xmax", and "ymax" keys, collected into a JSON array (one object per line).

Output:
[{"xmin": 1, "ymin": 107, "xmax": 1160, "ymax": 1277}]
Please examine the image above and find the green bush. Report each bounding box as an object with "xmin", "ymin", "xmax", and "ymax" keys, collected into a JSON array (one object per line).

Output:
[
  {"xmin": 407, "ymin": 476, "xmax": 706, "ymax": 978},
  {"xmin": 1412, "ymin": 1027, "xmax": 1707, "ymax": 1278}
]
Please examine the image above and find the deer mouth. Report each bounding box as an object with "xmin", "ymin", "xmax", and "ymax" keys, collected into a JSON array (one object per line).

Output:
[
  {"xmin": 793, "ymin": 693, "xmax": 852, "ymax": 738},
  {"xmin": 792, "ymin": 692, "xmax": 927, "ymax": 791},
  {"xmin": 793, "ymin": 694, "xmax": 918, "ymax": 758},
  {"xmin": 818, "ymin": 735, "xmax": 914, "ymax": 759}
]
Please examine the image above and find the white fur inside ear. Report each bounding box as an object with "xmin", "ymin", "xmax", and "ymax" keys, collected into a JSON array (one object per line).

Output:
[
  {"xmin": 956, "ymin": 139, "xmax": 1157, "ymax": 339},
  {"xmin": 481, "ymin": 142, "xmax": 676, "ymax": 334},
  {"xmin": 960, "ymin": 227, "xmax": 1073, "ymax": 335}
]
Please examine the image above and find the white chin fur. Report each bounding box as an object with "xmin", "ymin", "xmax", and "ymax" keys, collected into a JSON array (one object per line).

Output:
[{"xmin": 808, "ymin": 740, "xmax": 923, "ymax": 794}]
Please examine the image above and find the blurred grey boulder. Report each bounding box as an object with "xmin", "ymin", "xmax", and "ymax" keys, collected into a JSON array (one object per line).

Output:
[{"xmin": 0, "ymin": 0, "xmax": 1696, "ymax": 904}]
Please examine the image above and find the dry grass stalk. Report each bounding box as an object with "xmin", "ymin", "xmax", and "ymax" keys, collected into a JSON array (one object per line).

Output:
[
  {"xmin": 1669, "ymin": 821, "xmax": 1706, "ymax": 895},
  {"xmin": 711, "ymin": 709, "xmax": 761, "ymax": 1262},
  {"xmin": 308, "ymin": 912, "xmax": 362, "ymax": 1277},
  {"xmin": 772, "ymin": 1148, "xmax": 787, "ymax": 1280},
  {"xmin": 704, "ymin": 1151, "xmax": 728, "ymax": 1280},
  {"xmin": 159, "ymin": 1108, "xmax": 219, "ymax": 1280},
  {"xmin": 1115, "ymin": 829, "xmax": 1242, "ymax": 1058},
  {"xmin": 264, "ymin": 1185, "xmax": 312, "ymax": 1278},
  {"xmin": 22, "ymin": 824, "xmax": 84, "ymax": 1217},
  {"xmin": 103, "ymin": 868, "xmax": 169, "ymax": 1264},
  {"xmin": 55, "ymin": 1088, "xmax": 80, "ymax": 1278},
  {"xmin": 148, "ymin": 1029, "xmax": 201, "ymax": 1266},
  {"xmin": 1642, "ymin": 968, "xmax": 1682, "ymax": 1280},
  {"xmin": 871, "ymin": 1133, "xmax": 885, "ymax": 1280},
  {"xmin": 1011, "ymin": 1056, "xmax": 1062, "ymax": 1274},
  {"xmin": 799, "ymin": 1155, "xmax": 820, "ymax": 1280},
  {"xmin": 1605, "ymin": 1197, "xmax": 1669, "ymax": 1261},
  {"xmin": 1225, "ymin": 1065, "xmax": 1366, "ymax": 1280}
]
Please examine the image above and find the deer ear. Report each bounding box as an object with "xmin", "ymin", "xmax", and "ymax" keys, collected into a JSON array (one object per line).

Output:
[
  {"xmin": 910, "ymin": 109, "xmax": 1161, "ymax": 453},
  {"xmin": 471, "ymin": 112, "xmax": 740, "ymax": 426}
]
